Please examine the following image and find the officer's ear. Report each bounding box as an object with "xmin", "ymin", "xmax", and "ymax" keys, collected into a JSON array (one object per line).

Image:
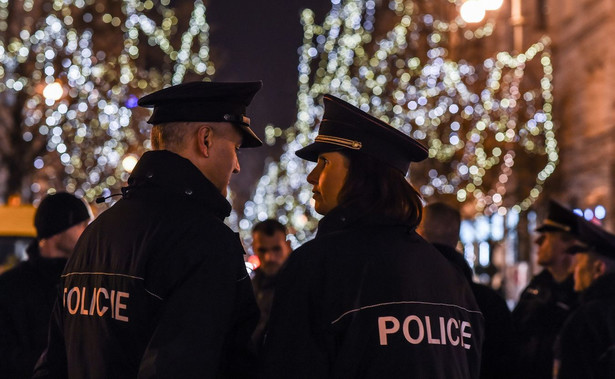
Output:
[
  {"xmin": 593, "ymin": 258, "xmax": 607, "ymax": 279},
  {"xmin": 197, "ymin": 124, "xmax": 213, "ymax": 157}
]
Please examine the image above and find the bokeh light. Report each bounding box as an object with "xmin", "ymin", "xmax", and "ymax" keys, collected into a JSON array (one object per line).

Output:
[
  {"xmin": 1, "ymin": 0, "xmax": 214, "ymax": 203},
  {"xmin": 241, "ymin": 0, "xmax": 556, "ymax": 244}
]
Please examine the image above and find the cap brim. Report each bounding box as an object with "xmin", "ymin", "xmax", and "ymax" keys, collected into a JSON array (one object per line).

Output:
[
  {"xmin": 536, "ymin": 225, "xmax": 567, "ymax": 233},
  {"xmin": 295, "ymin": 142, "xmax": 344, "ymax": 162},
  {"xmin": 238, "ymin": 125, "xmax": 262, "ymax": 148},
  {"xmin": 565, "ymin": 243, "xmax": 590, "ymax": 255}
]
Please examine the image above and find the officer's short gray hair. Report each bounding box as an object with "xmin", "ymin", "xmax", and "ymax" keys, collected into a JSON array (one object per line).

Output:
[{"xmin": 150, "ymin": 122, "xmax": 199, "ymax": 151}]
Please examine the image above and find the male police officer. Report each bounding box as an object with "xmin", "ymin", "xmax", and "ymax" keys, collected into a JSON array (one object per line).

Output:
[
  {"xmin": 34, "ymin": 81, "xmax": 263, "ymax": 378},
  {"xmin": 0, "ymin": 192, "xmax": 90, "ymax": 377},
  {"xmin": 554, "ymin": 210, "xmax": 615, "ymax": 378},
  {"xmin": 512, "ymin": 200, "xmax": 579, "ymax": 379}
]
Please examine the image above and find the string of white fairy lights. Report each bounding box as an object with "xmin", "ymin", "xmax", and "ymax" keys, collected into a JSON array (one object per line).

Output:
[
  {"xmin": 242, "ymin": 0, "xmax": 555, "ymax": 245},
  {"xmin": 0, "ymin": 0, "xmax": 213, "ymax": 201}
]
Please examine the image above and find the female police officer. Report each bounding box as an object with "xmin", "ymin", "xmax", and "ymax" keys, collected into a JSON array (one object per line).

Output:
[{"xmin": 260, "ymin": 95, "xmax": 484, "ymax": 378}]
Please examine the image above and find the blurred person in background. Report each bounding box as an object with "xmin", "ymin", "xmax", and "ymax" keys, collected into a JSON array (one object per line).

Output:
[
  {"xmin": 0, "ymin": 192, "xmax": 90, "ymax": 378},
  {"xmin": 512, "ymin": 200, "xmax": 579, "ymax": 379},
  {"xmin": 250, "ymin": 219, "xmax": 292, "ymax": 350},
  {"xmin": 418, "ymin": 201, "xmax": 518, "ymax": 379},
  {"xmin": 554, "ymin": 209, "xmax": 615, "ymax": 379},
  {"xmin": 260, "ymin": 95, "xmax": 484, "ymax": 378}
]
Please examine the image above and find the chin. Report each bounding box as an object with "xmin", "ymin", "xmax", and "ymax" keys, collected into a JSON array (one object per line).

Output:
[
  {"xmin": 313, "ymin": 204, "xmax": 327, "ymax": 216},
  {"xmin": 262, "ymin": 265, "xmax": 281, "ymax": 276}
]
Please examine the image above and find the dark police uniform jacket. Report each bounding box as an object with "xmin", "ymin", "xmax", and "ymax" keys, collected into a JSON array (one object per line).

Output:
[
  {"xmin": 33, "ymin": 150, "xmax": 259, "ymax": 379},
  {"xmin": 433, "ymin": 243, "xmax": 518, "ymax": 379},
  {"xmin": 0, "ymin": 256, "xmax": 66, "ymax": 378},
  {"xmin": 260, "ymin": 207, "xmax": 484, "ymax": 378},
  {"xmin": 512, "ymin": 270, "xmax": 578, "ymax": 379},
  {"xmin": 555, "ymin": 273, "xmax": 615, "ymax": 379}
]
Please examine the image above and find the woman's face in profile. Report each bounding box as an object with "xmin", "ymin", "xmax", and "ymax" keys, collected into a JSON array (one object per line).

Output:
[{"xmin": 307, "ymin": 151, "xmax": 350, "ymax": 215}]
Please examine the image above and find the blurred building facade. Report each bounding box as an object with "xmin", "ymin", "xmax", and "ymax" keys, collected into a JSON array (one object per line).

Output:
[
  {"xmin": 421, "ymin": 0, "xmax": 614, "ymax": 302},
  {"xmin": 547, "ymin": 0, "xmax": 615, "ymax": 231}
]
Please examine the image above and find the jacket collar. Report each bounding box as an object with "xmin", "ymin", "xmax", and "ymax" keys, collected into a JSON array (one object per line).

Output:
[
  {"xmin": 581, "ymin": 272, "xmax": 615, "ymax": 303},
  {"xmin": 127, "ymin": 150, "xmax": 232, "ymax": 220},
  {"xmin": 432, "ymin": 243, "xmax": 474, "ymax": 282},
  {"xmin": 316, "ymin": 206, "xmax": 411, "ymax": 238}
]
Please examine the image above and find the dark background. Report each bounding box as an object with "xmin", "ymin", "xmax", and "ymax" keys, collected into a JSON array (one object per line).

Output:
[{"xmin": 206, "ymin": 0, "xmax": 331, "ymax": 207}]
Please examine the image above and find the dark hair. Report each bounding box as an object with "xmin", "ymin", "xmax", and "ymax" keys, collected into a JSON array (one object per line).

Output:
[
  {"xmin": 421, "ymin": 202, "xmax": 462, "ymax": 247},
  {"xmin": 337, "ymin": 150, "xmax": 423, "ymax": 228},
  {"xmin": 252, "ymin": 219, "xmax": 287, "ymax": 237}
]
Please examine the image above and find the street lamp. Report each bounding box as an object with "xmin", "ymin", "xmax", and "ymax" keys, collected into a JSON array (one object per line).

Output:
[
  {"xmin": 460, "ymin": 0, "xmax": 504, "ymax": 23},
  {"xmin": 42, "ymin": 82, "xmax": 63, "ymax": 101},
  {"xmin": 460, "ymin": 0, "xmax": 486, "ymax": 23},
  {"xmin": 483, "ymin": 0, "xmax": 504, "ymax": 11},
  {"xmin": 459, "ymin": 0, "xmax": 522, "ymax": 52}
]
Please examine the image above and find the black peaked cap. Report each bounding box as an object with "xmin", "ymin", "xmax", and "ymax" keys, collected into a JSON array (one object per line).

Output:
[
  {"xmin": 568, "ymin": 214, "xmax": 615, "ymax": 260},
  {"xmin": 138, "ymin": 81, "xmax": 263, "ymax": 148},
  {"xmin": 536, "ymin": 200, "xmax": 581, "ymax": 234},
  {"xmin": 540, "ymin": 200, "xmax": 615, "ymax": 260},
  {"xmin": 295, "ymin": 95, "xmax": 428, "ymax": 173}
]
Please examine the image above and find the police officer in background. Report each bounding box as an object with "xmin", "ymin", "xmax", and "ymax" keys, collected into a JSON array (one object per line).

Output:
[
  {"xmin": 260, "ymin": 95, "xmax": 484, "ymax": 378},
  {"xmin": 34, "ymin": 81, "xmax": 263, "ymax": 378},
  {"xmin": 554, "ymin": 208, "xmax": 615, "ymax": 378},
  {"xmin": 418, "ymin": 202, "xmax": 518, "ymax": 379},
  {"xmin": 0, "ymin": 192, "xmax": 90, "ymax": 378},
  {"xmin": 512, "ymin": 200, "xmax": 579, "ymax": 379}
]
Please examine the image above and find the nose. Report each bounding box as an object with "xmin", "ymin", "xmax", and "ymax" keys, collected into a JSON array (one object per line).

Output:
[
  {"xmin": 263, "ymin": 251, "xmax": 275, "ymax": 262},
  {"xmin": 307, "ymin": 166, "xmax": 319, "ymax": 185},
  {"xmin": 233, "ymin": 158, "xmax": 240, "ymax": 174}
]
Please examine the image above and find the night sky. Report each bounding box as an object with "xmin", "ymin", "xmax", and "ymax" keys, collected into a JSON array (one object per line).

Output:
[{"xmin": 206, "ymin": 0, "xmax": 331, "ymax": 208}]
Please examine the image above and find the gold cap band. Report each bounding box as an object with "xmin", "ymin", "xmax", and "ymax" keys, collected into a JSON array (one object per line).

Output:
[
  {"xmin": 542, "ymin": 219, "xmax": 571, "ymax": 232},
  {"xmin": 315, "ymin": 135, "xmax": 362, "ymax": 150}
]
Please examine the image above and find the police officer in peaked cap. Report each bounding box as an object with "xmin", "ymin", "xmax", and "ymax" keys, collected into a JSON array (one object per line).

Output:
[
  {"xmin": 554, "ymin": 207, "xmax": 615, "ymax": 378},
  {"xmin": 512, "ymin": 200, "xmax": 580, "ymax": 379},
  {"xmin": 260, "ymin": 95, "xmax": 484, "ymax": 378},
  {"xmin": 35, "ymin": 81, "xmax": 263, "ymax": 378}
]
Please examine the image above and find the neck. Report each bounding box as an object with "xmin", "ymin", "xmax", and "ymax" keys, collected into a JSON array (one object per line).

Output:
[
  {"xmin": 547, "ymin": 262, "xmax": 572, "ymax": 283},
  {"xmin": 163, "ymin": 147, "xmax": 211, "ymax": 184}
]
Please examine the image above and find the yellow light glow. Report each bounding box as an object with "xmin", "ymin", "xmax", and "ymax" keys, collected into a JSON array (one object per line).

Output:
[
  {"xmin": 121, "ymin": 155, "xmax": 138, "ymax": 173},
  {"xmin": 460, "ymin": 0, "xmax": 486, "ymax": 23},
  {"xmin": 481, "ymin": 0, "xmax": 504, "ymax": 11},
  {"xmin": 42, "ymin": 82, "xmax": 63, "ymax": 101}
]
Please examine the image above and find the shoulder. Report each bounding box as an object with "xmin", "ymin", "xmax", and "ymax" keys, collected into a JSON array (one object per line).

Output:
[
  {"xmin": 559, "ymin": 305, "xmax": 593, "ymax": 344},
  {"xmin": 518, "ymin": 270, "xmax": 553, "ymax": 295},
  {"xmin": 0, "ymin": 262, "xmax": 34, "ymax": 301},
  {"xmin": 531, "ymin": 270, "xmax": 554, "ymax": 285},
  {"xmin": 282, "ymin": 238, "xmax": 326, "ymax": 271},
  {"xmin": 576, "ymin": 296, "xmax": 615, "ymax": 322},
  {"xmin": 471, "ymin": 283, "xmax": 510, "ymax": 315},
  {"xmin": 0, "ymin": 261, "xmax": 33, "ymax": 284}
]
